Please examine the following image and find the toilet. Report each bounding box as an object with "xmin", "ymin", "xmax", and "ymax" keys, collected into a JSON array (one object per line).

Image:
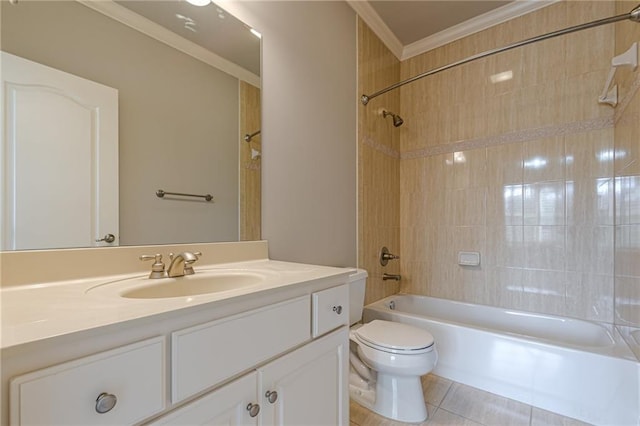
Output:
[{"xmin": 348, "ymin": 269, "xmax": 437, "ymax": 423}]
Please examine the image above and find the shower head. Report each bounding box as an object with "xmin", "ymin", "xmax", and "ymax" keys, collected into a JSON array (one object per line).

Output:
[{"xmin": 382, "ymin": 110, "xmax": 404, "ymax": 127}]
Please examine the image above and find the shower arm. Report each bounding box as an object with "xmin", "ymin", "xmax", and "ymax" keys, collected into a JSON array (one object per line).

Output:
[
  {"xmin": 361, "ymin": 4, "xmax": 640, "ymax": 105},
  {"xmin": 244, "ymin": 130, "xmax": 261, "ymax": 143}
]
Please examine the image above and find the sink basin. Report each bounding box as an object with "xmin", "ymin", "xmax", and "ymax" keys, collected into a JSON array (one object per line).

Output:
[{"xmin": 87, "ymin": 270, "xmax": 271, "ymax": 299}]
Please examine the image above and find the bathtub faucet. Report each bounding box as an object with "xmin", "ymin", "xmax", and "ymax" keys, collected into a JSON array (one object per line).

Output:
[{"xmin": 383, "ymin": 273, "xmax": 401, "ymax": 281}]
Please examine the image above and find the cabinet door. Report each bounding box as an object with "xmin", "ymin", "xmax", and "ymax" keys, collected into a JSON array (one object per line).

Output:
[
  {"xmin": 10, "ymin": 337, "xmax": 164, "ymax": 426},
  {"xmin": 147, "ymin": 372, "xmax": 259, "ymax": 426},
  {"xmin": 259, "ymin": 327, "xmax": 348, "ymax": 426}
]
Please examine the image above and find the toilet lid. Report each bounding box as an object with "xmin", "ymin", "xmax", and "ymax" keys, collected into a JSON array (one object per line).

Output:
[{"xmin": 354, "ymin": 320, "xmax": 434, "ymax": 351}]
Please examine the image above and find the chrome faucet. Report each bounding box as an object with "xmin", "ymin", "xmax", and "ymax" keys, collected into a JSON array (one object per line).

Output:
[{"xmin": 167, "ymin": 251, "xmax": 201, "ymax": 278}]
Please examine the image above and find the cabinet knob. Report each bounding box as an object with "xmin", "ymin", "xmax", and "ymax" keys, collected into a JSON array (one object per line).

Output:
[
  {"xmin": 265, "ymin": 390, "xmax": 278, "ymax": 403},
  {"xmin": 95, "ymin": 392, "xmax": 117, "ymax": 414},
  {"xmin": 246, "ymin": 403, "xmax": 260, "ymax": 417},
  {"xmin": 332, "ymin": 305, "xmax": 343, "ymax": 315}
]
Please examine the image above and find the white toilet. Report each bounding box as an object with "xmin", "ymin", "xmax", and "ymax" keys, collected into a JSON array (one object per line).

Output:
[{"xmin": 348, "ymin": 269, "xmax": 437, "ymax": 423}]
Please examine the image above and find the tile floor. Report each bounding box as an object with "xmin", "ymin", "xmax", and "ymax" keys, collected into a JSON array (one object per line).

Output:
[{"xmin": 349, "ymin": 375, "xmax": 593, "ymax": 426}]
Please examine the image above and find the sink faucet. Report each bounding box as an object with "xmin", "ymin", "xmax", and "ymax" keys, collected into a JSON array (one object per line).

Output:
[{"xmin": 167, "ymin": 251, "xmax": 201, "ymax": 278}]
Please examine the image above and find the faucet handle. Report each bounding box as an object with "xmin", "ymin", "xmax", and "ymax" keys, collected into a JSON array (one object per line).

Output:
[
  {"xmin": 184, "ymin": 252, "xmax": 202, "ymax": 275},
  {"xmin": 139, "ymin": 254, "xmax": 167, "ymax": 279}
]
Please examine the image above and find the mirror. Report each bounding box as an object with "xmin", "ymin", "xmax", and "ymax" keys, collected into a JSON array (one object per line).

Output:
[{"xmin": 0, "ymin": 0, "xmax": 261, "ymax": 250}]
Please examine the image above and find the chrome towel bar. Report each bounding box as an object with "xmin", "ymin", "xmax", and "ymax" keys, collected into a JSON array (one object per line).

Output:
[{"xmin": 156, "ymin": 189, "xmax": 213, "ymax": 202}]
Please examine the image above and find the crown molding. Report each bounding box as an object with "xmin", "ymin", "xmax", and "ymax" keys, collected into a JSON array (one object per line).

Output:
[
  {"xmin": 346, "ymin": 0, "xmax": 403, "ymax": 60},
  {"xmin": 77, "ymin": 0, "xmax": 260, "ymax": 87},
  {"xmin": 349, "ymin": 0, "xmax": 558, "ymax": 63},
  {"xmin": 401, "ymin": 0, "xmax": 558, "ymax": 61}
]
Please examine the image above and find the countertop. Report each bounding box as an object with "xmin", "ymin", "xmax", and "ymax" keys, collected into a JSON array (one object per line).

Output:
[{"xmin": 1, "ymin": 259, "xmax": 353, "ymax": 350}]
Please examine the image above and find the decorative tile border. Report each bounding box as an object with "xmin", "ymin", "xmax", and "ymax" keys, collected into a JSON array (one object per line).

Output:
[
  {"xmin": 362, "ymin": 135, "xmax": 400, "ymax": 159},
  {"xmin": 401, "ymin": 116, "xmax": 615, "ymax": 159}
]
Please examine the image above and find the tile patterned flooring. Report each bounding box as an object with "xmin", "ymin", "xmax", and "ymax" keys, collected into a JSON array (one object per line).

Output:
[{"xmin": 350, "ymin": 375, "xmax": 593, "ymax": 426}]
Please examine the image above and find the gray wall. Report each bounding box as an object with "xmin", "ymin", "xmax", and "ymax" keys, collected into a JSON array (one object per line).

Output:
[
  {"xmin": 225, "ymin": 1, "xmax": 358, "ymax": 267},
  {"xmin": 1, "ymin": 1, "xmax": 239, "ymax": 246}
]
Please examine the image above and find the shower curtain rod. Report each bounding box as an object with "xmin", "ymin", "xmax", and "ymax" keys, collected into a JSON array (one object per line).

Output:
[{"xmin": 361, "ymin": 4, "xmax": 640, "ymax": 105}]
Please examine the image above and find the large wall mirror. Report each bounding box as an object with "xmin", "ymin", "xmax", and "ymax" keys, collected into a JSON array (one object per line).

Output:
[{"xmin": 0, "ymin": 0, "xmax": 261, "ymax": 251}]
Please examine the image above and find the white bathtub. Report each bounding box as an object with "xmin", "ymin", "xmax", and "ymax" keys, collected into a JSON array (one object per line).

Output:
[{"xmin": 363, "ymin": 294, "xmax": 640, "ymax": 426}]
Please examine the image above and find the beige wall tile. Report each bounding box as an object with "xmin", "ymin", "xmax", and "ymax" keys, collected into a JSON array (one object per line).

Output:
[
  {"xmin": 566, "ymin": 226, "xmax": 615, "ymax": 274},
  {"xmin": 614, "ymin": 275, "xmax": 640, "ymax": 326},
  {"xmin": 566, "ymin": 272, "xmax": 614, "ymax": 323},
  {"xmin": 523, "ymin": 226, "xmax": 566, "ymax": 271},
  {"xmin": 523, "ymin": 137, "xmax": 565, "ymax": 183},
  {"xmin": 523, "ymin": 182, "xmax": 566, "ymax": 226},
  {"xmin": 566, "ymin": 178, "xmax": 615, "ymax": 226},
  {"xmin": 358, "ymin": 18, "xmax": 401, "ymax": 305},
  {"xmin": 359, "ymin": 2, "xmax": 630, "ymax": 325}
]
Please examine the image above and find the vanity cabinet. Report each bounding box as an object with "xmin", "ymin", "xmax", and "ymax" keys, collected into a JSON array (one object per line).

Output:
[
  {"xmin": 149, "ymin": 328, "xmax": 348, "ymax": 426},
  {"xmin": 171, "ymin": 296, "xmax": 310, "ymax": 403},
  {"xmin": 6, "ymin": 279, "xmax": 350, "ymax": 426}
]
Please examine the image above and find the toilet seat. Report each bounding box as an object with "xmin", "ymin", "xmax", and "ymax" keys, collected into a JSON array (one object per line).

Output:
[{"xmin": 354, "ymin": 320, "xmax": 434, "ymax": 355}]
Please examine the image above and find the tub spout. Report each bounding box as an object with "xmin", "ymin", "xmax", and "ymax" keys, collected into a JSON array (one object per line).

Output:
[{"xmin": 383, "ymin": 273, "xmax": 401, "ymax": 281}]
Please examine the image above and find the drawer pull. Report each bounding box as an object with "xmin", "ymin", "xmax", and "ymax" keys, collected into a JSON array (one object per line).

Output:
[
  {"xmin": 332, "ymin": 305, "xmax": 343, "ymax": 315},
  {"xmin": 265, "ymin": 390, "xmax": 278, "ymax": 403},
  {"xmin": 95, "ymin": 392, "xmax": 117, "ymax": 414},
  {"xmin": 246, "ymin": 403, "xmax": 260, "ymax": 417}
]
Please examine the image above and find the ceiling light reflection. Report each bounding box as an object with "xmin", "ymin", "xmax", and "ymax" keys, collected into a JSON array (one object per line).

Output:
[
  {"xmin": 524, "ymin": 157, "xmax": 547, "ymax": 169},
  {"xmin": 489, "ymin": 70, "xmax": 513, "ymax": 83},
  {"xmin": 185, "ymin": 0, "xmax": 212, "ymax": 6}
]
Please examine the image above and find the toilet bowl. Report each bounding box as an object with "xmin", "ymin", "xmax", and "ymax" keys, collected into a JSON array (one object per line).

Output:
[{"xmin": 348, "ymin": 270, "xmax": 438, "ymax": 423}]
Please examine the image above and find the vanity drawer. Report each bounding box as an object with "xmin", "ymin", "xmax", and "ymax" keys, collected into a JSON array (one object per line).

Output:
[
  {"xmin": 172, "ymin": 295, "xmax": 310, "ymax": 402},
  {"xmin": 312, "ymin": 284, "xmax": 349, "ymax": 337},
  {"xmin": 10, "ymin": 336, "xmax": 165, "ymax": 425}
]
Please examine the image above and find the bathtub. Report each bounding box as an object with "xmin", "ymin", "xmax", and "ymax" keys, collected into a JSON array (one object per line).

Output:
[{"xmin": 363, "ymin": 294, "xmax": 640, "ymax": 426}]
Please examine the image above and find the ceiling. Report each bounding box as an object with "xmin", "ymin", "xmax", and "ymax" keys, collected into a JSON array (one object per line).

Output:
[
  {"xmin": 115, "ymin": 0, "xmax": 261, "ymax": 76},
  {"xmin": 350, "ymin": 0, "xmax": 556, "ymax": 60},
  {"xmin": 369, "ymin": 1, "xmax": 511, "ymax": 45}
]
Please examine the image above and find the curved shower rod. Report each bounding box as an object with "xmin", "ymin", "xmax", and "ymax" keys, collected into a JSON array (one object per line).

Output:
[{"xmin": 361, "ymin": 4, "xmax": 640, "ymax": 105}]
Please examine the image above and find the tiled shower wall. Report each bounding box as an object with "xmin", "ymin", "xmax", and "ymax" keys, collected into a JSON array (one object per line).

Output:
[
  {"xmin": 358, "ymin": 19, "xmax": 402, "ymax": 305},
  {"xmin": 614, "ymin": 0, "xmax": 640, "ymax": 327},
  {"xmin": 359, "ymin": 0, "xmax": 639, "ymax": 325},
  {"xmin": 239, "ymin": 81, "xmax": 261, "ymax": 242}
]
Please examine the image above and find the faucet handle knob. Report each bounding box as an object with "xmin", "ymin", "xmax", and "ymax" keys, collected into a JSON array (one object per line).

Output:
[{"xmin": 139, "ymin": 254, "xmax": 167, "ymax": 279}]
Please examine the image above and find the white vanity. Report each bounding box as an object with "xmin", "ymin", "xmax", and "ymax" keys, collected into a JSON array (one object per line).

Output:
[{"xmin": 0, "ymin": 242, "xmax": 352, "ymax": 425}]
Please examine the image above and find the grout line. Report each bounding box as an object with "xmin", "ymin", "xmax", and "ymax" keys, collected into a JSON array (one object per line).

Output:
[{"xmin": 436, "ymin": 379, "xmax": 455, "ymax": 409}]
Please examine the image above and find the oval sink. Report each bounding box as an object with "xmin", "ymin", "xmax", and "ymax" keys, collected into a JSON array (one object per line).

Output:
[{"xmin": 87, "ymin": 270, "xmax": 270, "ymax": 299}]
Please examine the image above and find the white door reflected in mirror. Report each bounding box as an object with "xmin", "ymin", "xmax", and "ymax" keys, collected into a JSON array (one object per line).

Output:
[{"xmin": 0, "ymin": 52, "xmax": 119, "ymax": 250}]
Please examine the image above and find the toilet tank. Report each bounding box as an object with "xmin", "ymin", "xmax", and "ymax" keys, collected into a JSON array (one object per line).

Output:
[{"xmin": 348, "ymin": 269, "xmax": 368, "ymax": 325}]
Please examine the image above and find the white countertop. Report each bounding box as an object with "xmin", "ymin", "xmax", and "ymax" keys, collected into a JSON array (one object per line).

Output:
[{"xmin": 1, "ymin": 259, "xmax": 352, "ymax": 350}]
